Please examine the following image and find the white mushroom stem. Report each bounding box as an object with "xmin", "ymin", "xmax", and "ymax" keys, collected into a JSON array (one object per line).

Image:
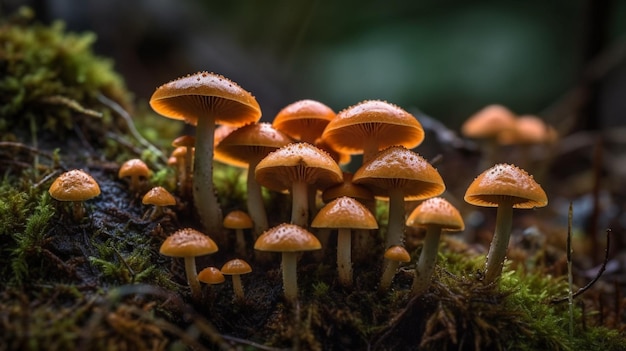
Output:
[
  {"xmin": 385, "ymin": 187, "xmax": 406, "ymax": 248},
  {"xmin": 336, "ymin": 228, "xmax": 353, "ymax": 287},
  {"xmin": 231, "ymin": 275, "xmax": 244, "ymax": 300},
  {"xmin": 183, "ymin": 256, "xmax": 201, "ymax": 302},
  {"xmin": 484, "ymin": 200, "xmax": 514, "ymax": 283},
  {"xmin": 193, "ymin": 115, "xmax": 222, "ymax": 233},
  {"xmin": 411, "ymin": 225, "xmax": 442, "ymax": 296},
  {"xmin": 379, "ymin": 260, "xmax": 401, "ymax": 292},
  {"xmin": 291, "ymin": 179, "xmax": 309, "ymax": 227},
  {"xmin": 281, "ymin": 251, "xmax": 299, "ymax": 301},
  {"xmin": 247, "ymin": 158, "xmax": 268, "ymax": 237}
]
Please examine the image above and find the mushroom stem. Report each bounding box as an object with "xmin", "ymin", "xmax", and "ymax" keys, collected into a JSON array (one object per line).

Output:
[
  {"xmin": 386, "ymin": 187, "xmax": 406, "ymax": 248},
  {"xmin": 193, "ymin": 114, "xmax": 222, "ymax": 233},
  {"xmin": 291, "ymin": 179, "xmax": 309, "ymax": 227},
  {"xmin": 281, "ymin": 251, "xmax": 298, "ymax": 301},
  {"xmin": 336, "ymin": 228, "xmax": 353, "ymax": 287},
  {"xmin": 379, "ymin": 260, "xmax": 400, "ymax": 292},
  {"xmin": 183, "ymin": 256, "xmax": 201, "ymax": 302},
  {"xmin": 231, "ymin": 275, "xmax": 244, "ymax": 300},
  {"xmin": 484, "ymin": 201, "xmax": 514, "ymax": 283},
  {"xmin": 411, "ymin": 225, "xmax": 442, "ymax": 296},
  {"xmin": 247, "ymin": 158, "xmax": 268, "ymax": 237}
]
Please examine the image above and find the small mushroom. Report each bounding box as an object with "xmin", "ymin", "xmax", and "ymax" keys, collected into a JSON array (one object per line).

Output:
[
  {"xmin": 223, "ymin": 210, "xmax": 254, "ymax": 256},
  {"xmin": 171, "ymin": 135, "xmax": 195, "ymax": 197},
  {"xmin": 272, "ymin": 99, "xmax": 336, "ymax": 144},
  {"xmin": 379, "ymin": 245, "xmax": 411, "ymax": 292},
  {"xmin": 198, "ymin": 266, "xmax": 225, "ymax": 285},
  {"xmin": 221, "ymin": 258, "xmax": 252, "ymax": 301},
  {"xmin": 118, "ymin": 158, "xmax": 151, "ymax": 194},
  {"xmin": 406, "ymin": 197, "xmax": 464, "ymax": 296},
  {"xmin": 254, "ymin": 223, "xmax": 321, "ymax": 301},
  {"xmin": 464, "ymin": 164, "xmax": 547, "ymax": 283},
  {"xmin": 159, "ymin": 228, "xmax": 219, "ymax": 302},
  {"xmin": 142, "ymin": 186, "xmax": 176, "ymax": 220},
  {"xmin": 49, "ymin": 169, "xmax": 101, "ymax": 221}
]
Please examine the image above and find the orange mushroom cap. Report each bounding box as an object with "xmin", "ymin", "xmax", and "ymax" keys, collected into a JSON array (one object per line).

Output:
[
  {"xmin": 172, "ymin": 135, "xmax": 196, "ymax": 148},
  {"xmin": 461, "ymin": 104, "xmax": 517, "ymax": 139},
  {"xmin": 118, "ymin": 159, "xmax": 151, "ymax": 179},
  {"xmin": 384, "ymin": 245, "xmax": 411, "ymax": 262},
  {"xmin": 497, "ymin": 115, "xmax": 558, "ymax": 145},
  {"xmin": 272, "ymin": 99, "xmax": 336, "ymax": 143},
  {"xmin": 406, "ymin": 197, "xmax": 465, "ymax": 232},
  {"xmin": 221, "ymin": 258, "xmax": 252, "ymax": 275},
  {"xmin": 215, "ymin": 122, "xmax": 293, "ymax": 167},
  {"xmin": 254, "ymin": 223, "xmax": 321, "ymax": 252},
  {"xmin": 198, "ymin": 266, "xmax": 225, "ymax": 284},
  {"xmin": 142, "ymin": 186, "xmax": 176, "ymax": 207},
  {"xmin": 223, "ymin": 210, "xmax": 254, "ymax": 229},
  {"xmin": 159, "ymin": 228, "xmax": 218, "ymax": 257},
  {"xmin": 464, "ymin": 163, "xmax": 548, "ymax": 209},
  {"xmin": 149, "ymin": 71, "xmax": 261, "ymax": 127},
  {"xmin": 311, "ymin": 196, "xmax": 378, "ymax": 230},
  {"xmin": 49, "ymin": 169, "xmax": 101, "ymax": 202}
]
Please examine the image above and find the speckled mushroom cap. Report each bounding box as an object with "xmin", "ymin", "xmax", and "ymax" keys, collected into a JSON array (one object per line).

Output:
[
  {"xmin": 321, "ymin": 100, "xmax": 424, "ymax": 155},
  {"xmin": 49, "ymin": 169, "xmax": 101, "ymax": 201},
  {"xmin": 272, "ymin": 99, "xmax": 336, "ymax": 143},
  {"xmin": 198, "ymin": 267, "xmax": 225, "ymax": 284},
  {"xmin": 352, "ymin": 146, "xmax": 445, "ymax": 200},
  {"xmin": 159, "ymin": 228, "xmax": 218, "ymax": 257},
  {"xmin": 223, "ymin": 210, "xmax": 254, "ymax": 229},
  {"xmin": 311, "ymin": 196, "xmax": 378, "ymax": 230},
  {"xmin": 215, "ymin": 122, "xmax": 293, "ymax": 166},
  {"xmin": 406, "ymin": 197, "xmax": 465, "ymax": 232},
  {"xmin": 384, "ymin": 245, "xmax": 411, "ymax": 262},
  {"xmin": 254, "ymin": 223, "xmax": 321, "ymax": 252},
  {"xmin": 149, "ymin": 71, "xmax": 261, "ymax": 127},
  {"xmin": 464, "ymin": 163, "xmax": 548, "ymax": 209},
  {"xmin": 118, "ymin": 159, "xmax": 151, "ymax": 179},
  {"xmin": 461, "ymin": 104, "xmax": 517, "ymax": 139},
  {"xmin": 255, "ymin": 143, "xmax": 343, "ymax": 192},
  {"xmin": 142, "ymin": 186, "xmax": 176, "ymax": 206},
  {"xmin": 221, "ymin": 259, "xmax": 252, "ymax": 275}
]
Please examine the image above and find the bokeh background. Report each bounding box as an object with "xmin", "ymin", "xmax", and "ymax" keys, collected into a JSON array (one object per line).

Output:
[{"xmin": 2, "ymin": 0, "xmax": 625, "ymax": 131}]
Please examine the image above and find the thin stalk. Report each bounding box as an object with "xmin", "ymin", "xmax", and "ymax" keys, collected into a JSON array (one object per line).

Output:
[
  {"xmin": 385, "ymin": 187, "xmax": 406, "ymax": 248},
  {"xmin": 336, "ymin": 228, "xmax": 352, "ymax": 287},
  {"xmin": 282, "ymin": 252, "xmax": 298, "ymax": 301},
  {"xmin": 411, "ymin": 225, "xmax": 442, "ymax": 296},
  {"xmin": 193, "ymin": 114, "xmax": 222, "ymax": 233},
  {"xmin": 291, "ymin": 179, "xmax": 309, "ymax": 227},
  {"xmin": 483, "ymin": 200, "xmax": 513, "ymax": 284},
  {"xmin": 247, "ymin": 158, "xmax": 268, "ymax": 237},
  {"xmin": 184, "ymin": 256, "xmax": 201, "ymax": 303}
]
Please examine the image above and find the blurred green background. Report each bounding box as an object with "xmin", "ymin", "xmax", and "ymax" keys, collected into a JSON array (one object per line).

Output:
[{"xmin": 2, "ymin": 0, "xmax": 626, "ymax": 131}]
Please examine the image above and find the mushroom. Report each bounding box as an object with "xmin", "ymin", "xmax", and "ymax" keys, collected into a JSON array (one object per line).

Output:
[
  {"xmin": 223, "ymin": 210, "xmax": 254, "ymax": 256},
  {"xmin": 118, "ymin": 159, "xmax": 151, "ymax": 194},
  {"xmin": 255, "ymin": 143, "xmax": 343, "ymax": 228},
  {"xmin": 272, "ymin": 99, "xmax": 336, "ymax": 144},
  {"xmin": 406, "ymin": 197, "xmax": 464, "ymax": 296},
  {"xmin": 461, "ymin": 104, "xmax": 517, "ymax": 168},
  {"xmin": 353, "ymin": 146, "xmax": 445, "ymax": 249},
  {"xmin": 159, "ymin": 228, "xmax": 219, "ymax": 302},
  {"xmin": 142, "ymin": 186, "xmax": 176, "ymax": 220},
  {"xmin": 379, "ymin": 245, "xmax": 411, "ymax": 292},
  {"xmin": 321, "ymin": 100, "xmax": 424, "ymax": 164},
  {"xmin": 171, "ymin": 135, "xmax": 195, "ymax": 197},
  {"xmin": 198, "ymin": 266, "xmax": 225, "ymax": 285},
  {"xmin": 169, "ymin": 147, "xmax": 188, "ymax": 194},
  {"xmin": 215, "ymin": 123, "xmax": 292, "ymax": 235},
  {"xmin": 311, "ymin": 196, "xmax": 378, "ymax": 287},
  {"xmin": 150, "ymin": 72, "xmax": 262, "ymax": 232},
  {"xmin": 254, "ymin": 223, "xmax": 321, "ymax": 301},
  {"xmin": 497, "ymin": 115, "xmax": 558, "ymax": 169},
  {"xmin": 49, "ymin": 169, "xmax": 101, "ymax": 221},
  {"xmin": 221, "ymin": 258, "xmax": 252, "ymax": 301},
  {"xmin": 464, "ymin": 163, "xmax": 547, "ymax": 283}
]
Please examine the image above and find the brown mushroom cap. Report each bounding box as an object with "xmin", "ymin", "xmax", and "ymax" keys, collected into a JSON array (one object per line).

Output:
[
  {"xmin": 321, "ymin": 100, "xmax": 424, "ymax": 155},
  {"xmin": 464, "ymin": 163, "xmax": 548, "ymax": 209},
  {"xmin": 49, "ymin": 169, "xmax": 101, "ymax": 202},
  {"xmin": 172, "ymin": 135, "xmax": 196, "ymax": 148},
  {"xmin": 461, "ymin": 104, "xmax": 516, "ymax": 139},
  {"xmin": 272, "ymin": 99, "xmax": 336, "ymax": 143},
  {"xmin": 255, "ymin": 143, "xmax": 343, "ymax": 192},
  {"xmin": 142, "ymin": 186, "xmax": 176, "ymax": 206},
  {"xmin": 311, "ymin": 196, "xmax": 378, "ymax": 230},
  {"xmin": 406, "ymin": 197, "xmax": 465, "ymax": 232},
  {"xmin": 149, "ymin": 71, "xmax": 261, "ymax": 126},
  {"xmin": 221, "ymin": 259, "xmax": 252, "ymax": 275},
  {"xmin": 118, "ymin": 159, "xmax": 151, "ymax": 179},
  {"xmin": 384, "ymin": 245, "xmax": 411, "ymax": 262},
  {"xmin": 215, "ymin": 122, "xmax": 293, "ymax": 167},
  {"xmin": 223, "ymin": 210, "xmax": 254, "ymax": 229},
  {"xmin": 198, "ymin": 267, "xmax": 225, "ymax": 284},
  {"xmin": 352, "ymin": 146, "xmax": 445, "ymax": 200},
  {"xmin": 159, "ymin": 228, "xmax": 219, "ymax": 257},
  {"xmin": 254, "ymin": 223, "xmax": 321, "ymax": 252}
]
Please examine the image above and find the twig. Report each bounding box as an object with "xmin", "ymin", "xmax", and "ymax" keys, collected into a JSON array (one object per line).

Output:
[{"xmin": 551, "ymin": 228, "xmax": 611, "ymax": 304}]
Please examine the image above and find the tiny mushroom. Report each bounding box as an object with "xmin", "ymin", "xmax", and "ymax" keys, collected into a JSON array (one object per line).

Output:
[
  {"xmin": 221, "ymin": 258, "xmax": 252, "ymax": 301},
  {"xmin": 464, "ymin": 163, "xmax": 547, "ymax": 283},
  {"xmin": 379, "ymin": 245, "xmax": 411, "ymax": 292},
  {"xmin": 198, "ymin": 266, "xmax": 225, "ymax": 285},
  {"xmin": 49, "ymin": 169, "xmax": 101, "ymax": 221},
  {"xmin": 160, "ymin": 228, "xmax": 219, "ymax": 302},
  {"xmin": 118, "ymin": 158, "xmax": 151, "ymax": 194},
  {"xmin": 406, "ymin": 197, "xmax": 465, "ymax": 296},
  {"xmin": 311, "ymin": 196, "xmax": 378, "ymax": 287},
  {"xmin": 254, "ymin": 223, "xmax": 321, "ymax": 301},
  {"xmin": 142, "ymin": 186, "xmax": 176, "ymax": 220},
  {"xmin": 461, "ymin": 104, "xmax": 517, "ymax": 168},
  {"xmin": 223, "ymin": 210, "xmax": 254, "ymax": 256},
  {"xmin": 171, "ymin": 135, "xmax": 195, "ymax": 197},
  {"xmin": 272, "ymin": 99, "xmax": 336, "ymax": 144}
]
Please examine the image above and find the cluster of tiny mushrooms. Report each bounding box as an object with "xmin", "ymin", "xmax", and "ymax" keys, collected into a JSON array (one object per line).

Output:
[{"xmin": 47, "ymin": 71, "xmax": 549, "ymax": 304}]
